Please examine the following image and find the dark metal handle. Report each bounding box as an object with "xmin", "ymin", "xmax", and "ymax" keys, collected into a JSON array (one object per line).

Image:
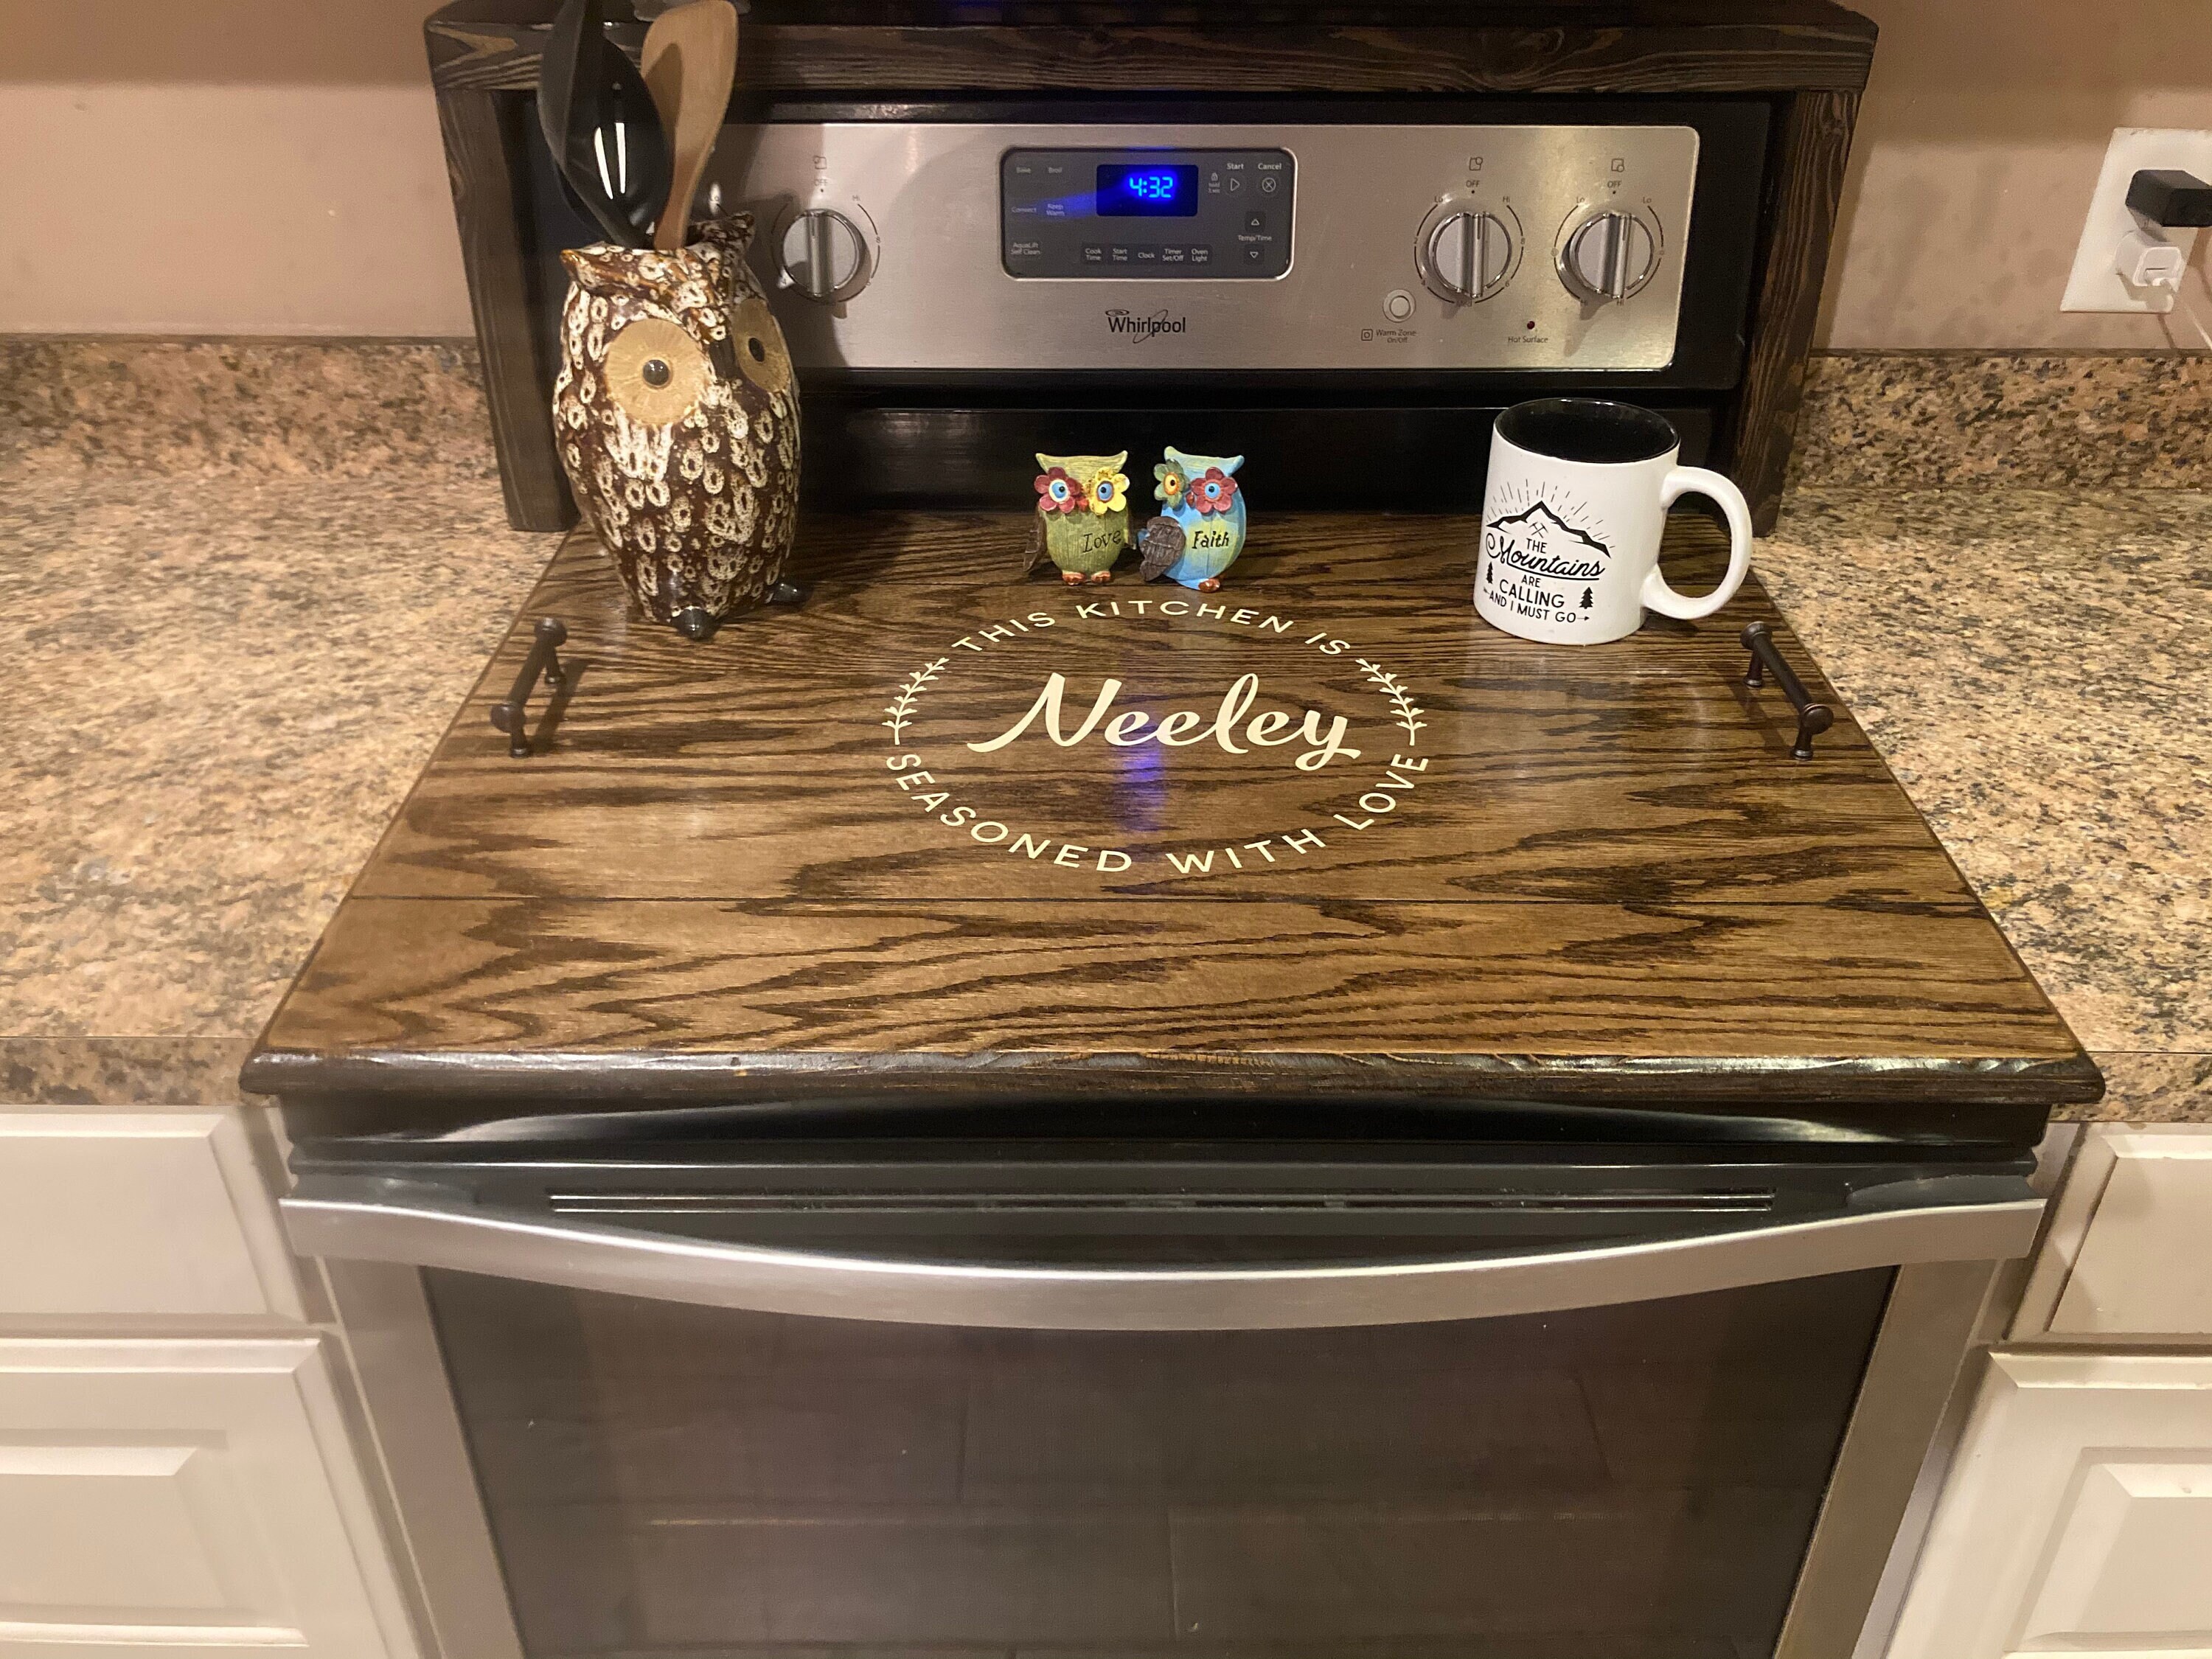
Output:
[
  {"xmin": 488, "ymin": 617, "xmax": 568, "ymax": 758},
  {"xmin": 1741, "ymin": 622, "xmax": 1834, "ymax": 761}
]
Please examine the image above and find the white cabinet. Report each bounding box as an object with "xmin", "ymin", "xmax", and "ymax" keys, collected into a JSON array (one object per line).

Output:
[
  {"xmin": 0, "ymin": 1105, "xmax": 420, "ymax": 1659},
  {"xmin": 0, "ymin": 1338, "xmax": 418, "ymax": 1658},
  {"xmin": 1888, "ymin": 1351, "xmax": 2212, "ymax": 1659},
  {"xmin": 2014, "ymin": 1127, "xmax": 2212, "ymax": 1341},
  {"xmin": 1887, "ymin": 1126, "xmax": 2212, "ymax": 1659},
  {"xmin": 0, "ymin": 1113, "xmax": 304, "ymax": 1320},
  {"xmin": 2027, "ymin": 1461, "xmax": 2212, "ymax": 1643}
]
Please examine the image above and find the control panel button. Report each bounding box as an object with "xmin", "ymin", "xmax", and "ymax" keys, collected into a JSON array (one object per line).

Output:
[
  {"xmin": 1559, "ymin": 211, "xmax": 1658, "ymax": 303},
  {"xmin": 1383, "ymin": 288, "xmax": 1416, "ymax": 321},
  {"xmin": 1244, "ymin": 211, "xmax": 1267, "ymax": 232},
  {"xmin": 777, "ymin": 206, "xmax": 872, "ymax": 303},
  {"xmin": 1109, "ymin": 244, "xmax": 1132, "ymax": 264},
  {"xmin": 1082, "ymin": 243, "xmax": 1105, "ymax": 264},
  {"xmin": 1134, "ymin": 245, "xmax": 1161, "ymax": 264},
  {"xmin": 1244, "ymin": 245, "xmax": 1266, "ymax": 264},
  {"xmin": 1161, "ymin": 245, "xmax": 1189, "ymax": 264},
  {"xmin": 1190, "ymin": 245, "xmax": 1212, "ymax": 265}
]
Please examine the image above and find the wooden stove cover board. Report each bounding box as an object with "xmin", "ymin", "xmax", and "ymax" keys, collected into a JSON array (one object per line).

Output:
[{"xmin": 246, "ymin": 512, "xmax": 2096, "ymax": 1112}]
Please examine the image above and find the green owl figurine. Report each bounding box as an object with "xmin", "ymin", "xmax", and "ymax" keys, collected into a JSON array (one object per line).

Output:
[
  {"xmin": 1138, "ymin": 447, "xmax": 1247, "ymax": 591},
  {"xmin": 1019, "ymin": 451, "xmax": 1132, "ymax": 584}
]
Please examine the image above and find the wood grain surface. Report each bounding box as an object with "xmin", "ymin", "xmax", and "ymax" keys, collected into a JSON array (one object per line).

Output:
[
  {"xmin": 1728, "ymin": 88, "xmax": 1860, "ymax": 532},
  {"xmin": 248, "ymin": 512, "xmax": 2092, "ymax": 1110},
  {"xmin": 431, "ymin": 77, "xmax": 571, "ymax": 530},
  {"xmin": 428, "ymin": 9, "xmax": 1879, "ymax": 97},
  {"xmin": 363, "ymin": 516, "xmax": 1947, "ymax": 908}
]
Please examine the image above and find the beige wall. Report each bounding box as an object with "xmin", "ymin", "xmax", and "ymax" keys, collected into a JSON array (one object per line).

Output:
[
  {"xmin": 4, "ymin": 0, "xmax": 2211, "ymax": 345},
  {"xmin": 0, "ymin": 1, "xmax": 471, "ymax": 335},
  {"xmin": 1824, "ymin": 0, "xmax": 2212, "ymax": 348}
]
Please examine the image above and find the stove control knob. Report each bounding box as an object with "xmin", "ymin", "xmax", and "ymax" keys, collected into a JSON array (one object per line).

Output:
[
  {"xmin": 1418, "ymin": 210, "xmax": 1513, "ymax": 304},
  {"xmin": 1559, "ymin": 211, "xmax": 1658, "ymax": 303},
  {"xmin": 777, "ymin": 206, "xmax": 870, "ymax": 303}
]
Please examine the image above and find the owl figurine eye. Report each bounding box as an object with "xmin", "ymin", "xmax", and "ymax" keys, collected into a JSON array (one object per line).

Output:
[
  {"xmin": 1189, "ymin": 467, "xmax": 1240, "ymax": 515},
  {"xmin": 1034, "ymin": 466, "xmax": 1084, "ymax": 513},
  {"xmin": 1089, "ymin": 468, "xmax": 1130, "ymax": 515},
  {"xmin": 602, "ymin": 317, "xmax": 709, "ymax": 425},
  {"xmin": 727, "ymin": 296, "xmax": 794, "ymax": 399}
]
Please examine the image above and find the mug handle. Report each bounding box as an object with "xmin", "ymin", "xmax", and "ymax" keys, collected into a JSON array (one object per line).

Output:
[{"xmin": 1641, "ymin": 467, "xmax": 1753, "ymax": 622}]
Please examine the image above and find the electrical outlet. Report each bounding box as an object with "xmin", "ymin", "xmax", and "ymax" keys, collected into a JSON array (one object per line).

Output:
[{"xmin": 2062, "ymin": 128, "xmax": 2212, "ymax": 313}]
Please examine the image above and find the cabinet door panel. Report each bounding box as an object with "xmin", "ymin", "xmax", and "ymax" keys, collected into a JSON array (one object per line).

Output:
[
  {"xmin": 0, "ymin": 1337, "xmax": 416, "ymax": 1658},
  {"xmin": 0, "ymin": 1110, "xmax": 304, "ymax": 1319},
  {"xmin": 2015, "ymin": 1126, "xmax": 2212, "ymax": 1342},
  {"xmin": 2019, "ymin": 1459, "xmax": 2212, "ymax": 1642},
  {"xmin": 0, "ymin": 1441, "xmax": 240, "ymax": 1612},
  {"xmin": 1888, "ymin": 1351, "xmax": 2212, "ymax": 1659}
]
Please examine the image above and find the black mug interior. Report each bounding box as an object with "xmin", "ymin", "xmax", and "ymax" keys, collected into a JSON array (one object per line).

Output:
[{"xmin": 1495, "ymin": 397, "xmax": 1679, "ymax": 465}]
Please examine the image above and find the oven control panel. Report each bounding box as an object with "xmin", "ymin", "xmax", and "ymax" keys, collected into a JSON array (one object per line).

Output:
[
  {"xmin": 1000, "ymin": 148, "xmax": 1296, "ymax": 279},
  {"xmin": 713, "ymin": 122, "xmax": 1705, "ymax": 371}
]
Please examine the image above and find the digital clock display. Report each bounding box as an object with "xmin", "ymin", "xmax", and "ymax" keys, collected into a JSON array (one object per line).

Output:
[{"xmin": 1096, "ymin": 164, "xmax": 1199, "ymax": 217}]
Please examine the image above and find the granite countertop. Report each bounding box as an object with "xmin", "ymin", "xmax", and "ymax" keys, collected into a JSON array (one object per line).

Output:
[
  {"xmin": 1758, "ymin": 488, "xmax": 2209, "ymax": 1121},
  {"xmin": 0, "ymin": 456, "xmax": 558, "ymax": 1105},
  {"xmin": 1, "ymin": 344, "xmax": 2202, "ymax": 1121}
]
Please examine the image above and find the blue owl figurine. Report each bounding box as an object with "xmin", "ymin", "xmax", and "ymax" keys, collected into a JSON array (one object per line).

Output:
[{"xmin": 1138, "ymin": 447, "xmax": 1247, "ymax": 591}]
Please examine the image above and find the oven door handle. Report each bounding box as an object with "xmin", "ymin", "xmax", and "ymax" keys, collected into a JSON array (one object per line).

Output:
[{"xmin": 280, "ymin": 1187, "xmax": 2043, "ymax": 1332}]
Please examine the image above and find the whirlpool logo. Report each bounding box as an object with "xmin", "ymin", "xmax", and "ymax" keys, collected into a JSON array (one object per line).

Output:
[{"xmin": 1105, "ymin": 307, "xmax": 1187, "ymax": 344}]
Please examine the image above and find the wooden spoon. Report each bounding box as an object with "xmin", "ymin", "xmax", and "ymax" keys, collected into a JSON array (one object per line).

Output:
[{"xmin": 642, "ymin": 0, "xmax": 740, "ymax": 252}]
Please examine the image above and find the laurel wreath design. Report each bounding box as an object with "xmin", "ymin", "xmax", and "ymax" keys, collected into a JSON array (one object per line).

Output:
[
  {"xmin": 883, "ymin": 656, "xmax": 950, "ymax": 743},
  {"xmin": 1354, "ymin": 658, "xmax": 1426, "ymax": 745}
]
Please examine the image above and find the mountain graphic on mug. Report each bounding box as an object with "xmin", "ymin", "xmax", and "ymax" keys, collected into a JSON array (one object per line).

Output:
[{"xmin": 1481, "ymin": 501, "xmax": 1613, "ymax": 583}]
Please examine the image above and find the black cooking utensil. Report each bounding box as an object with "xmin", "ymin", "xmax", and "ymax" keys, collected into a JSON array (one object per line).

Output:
[
  {"xmin": 537, "ymin": 0, "xmax": 625, "ymax": 243},
  {"xmin": 537, "ymin": 0, "xmax": 672, "ymax": 248}
]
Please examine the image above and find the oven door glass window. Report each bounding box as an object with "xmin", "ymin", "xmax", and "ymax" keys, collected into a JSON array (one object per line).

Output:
[{"xmin": 426, "ymin": 1267, "xmax": 1889, "ymax": 1658}]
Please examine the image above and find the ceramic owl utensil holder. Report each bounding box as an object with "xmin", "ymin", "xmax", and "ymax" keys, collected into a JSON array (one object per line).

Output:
[
  {"xmin": 553, "ymin": 213, "xmax": 801, "ymax": 640},
  {"xmin": 1139, "ymin": 448, "xmax": 1248, "ymax": 590},
  {"xmin": 1019, "ymin": 451, "xmax": 1133, "ymax": 583}
]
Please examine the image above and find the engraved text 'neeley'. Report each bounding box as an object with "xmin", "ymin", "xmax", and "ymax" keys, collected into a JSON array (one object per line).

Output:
[{"xmin": 966, "ymin": 672, "xmax": 1360, "ymax": 771}]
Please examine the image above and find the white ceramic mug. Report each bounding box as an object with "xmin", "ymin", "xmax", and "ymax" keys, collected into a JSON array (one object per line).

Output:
[{"xmin": 1475, "ymin": 398, "xmax": 1753, "ymax": 645}]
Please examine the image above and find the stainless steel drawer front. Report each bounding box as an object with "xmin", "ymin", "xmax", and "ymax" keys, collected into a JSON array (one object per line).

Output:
[{"xmin": 713, "ymin": 122, "xmax": 1700, "ymax": 372}]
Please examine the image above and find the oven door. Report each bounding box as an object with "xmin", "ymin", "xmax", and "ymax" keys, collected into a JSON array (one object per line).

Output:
[{"xmin": 286, "ymin": 1155, "xmax": 2040, "ymax": 1659}]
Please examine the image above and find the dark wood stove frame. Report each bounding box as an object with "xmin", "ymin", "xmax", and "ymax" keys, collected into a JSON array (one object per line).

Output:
[{"xmin": 425, "ymin": 1, "xmax": 1874, "ymax": 535}]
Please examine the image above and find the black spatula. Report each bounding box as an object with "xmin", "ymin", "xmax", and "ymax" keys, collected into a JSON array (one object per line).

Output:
[{"xmin": 538, "ymin": 0, "xmax": 672, "ymax": 248}]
